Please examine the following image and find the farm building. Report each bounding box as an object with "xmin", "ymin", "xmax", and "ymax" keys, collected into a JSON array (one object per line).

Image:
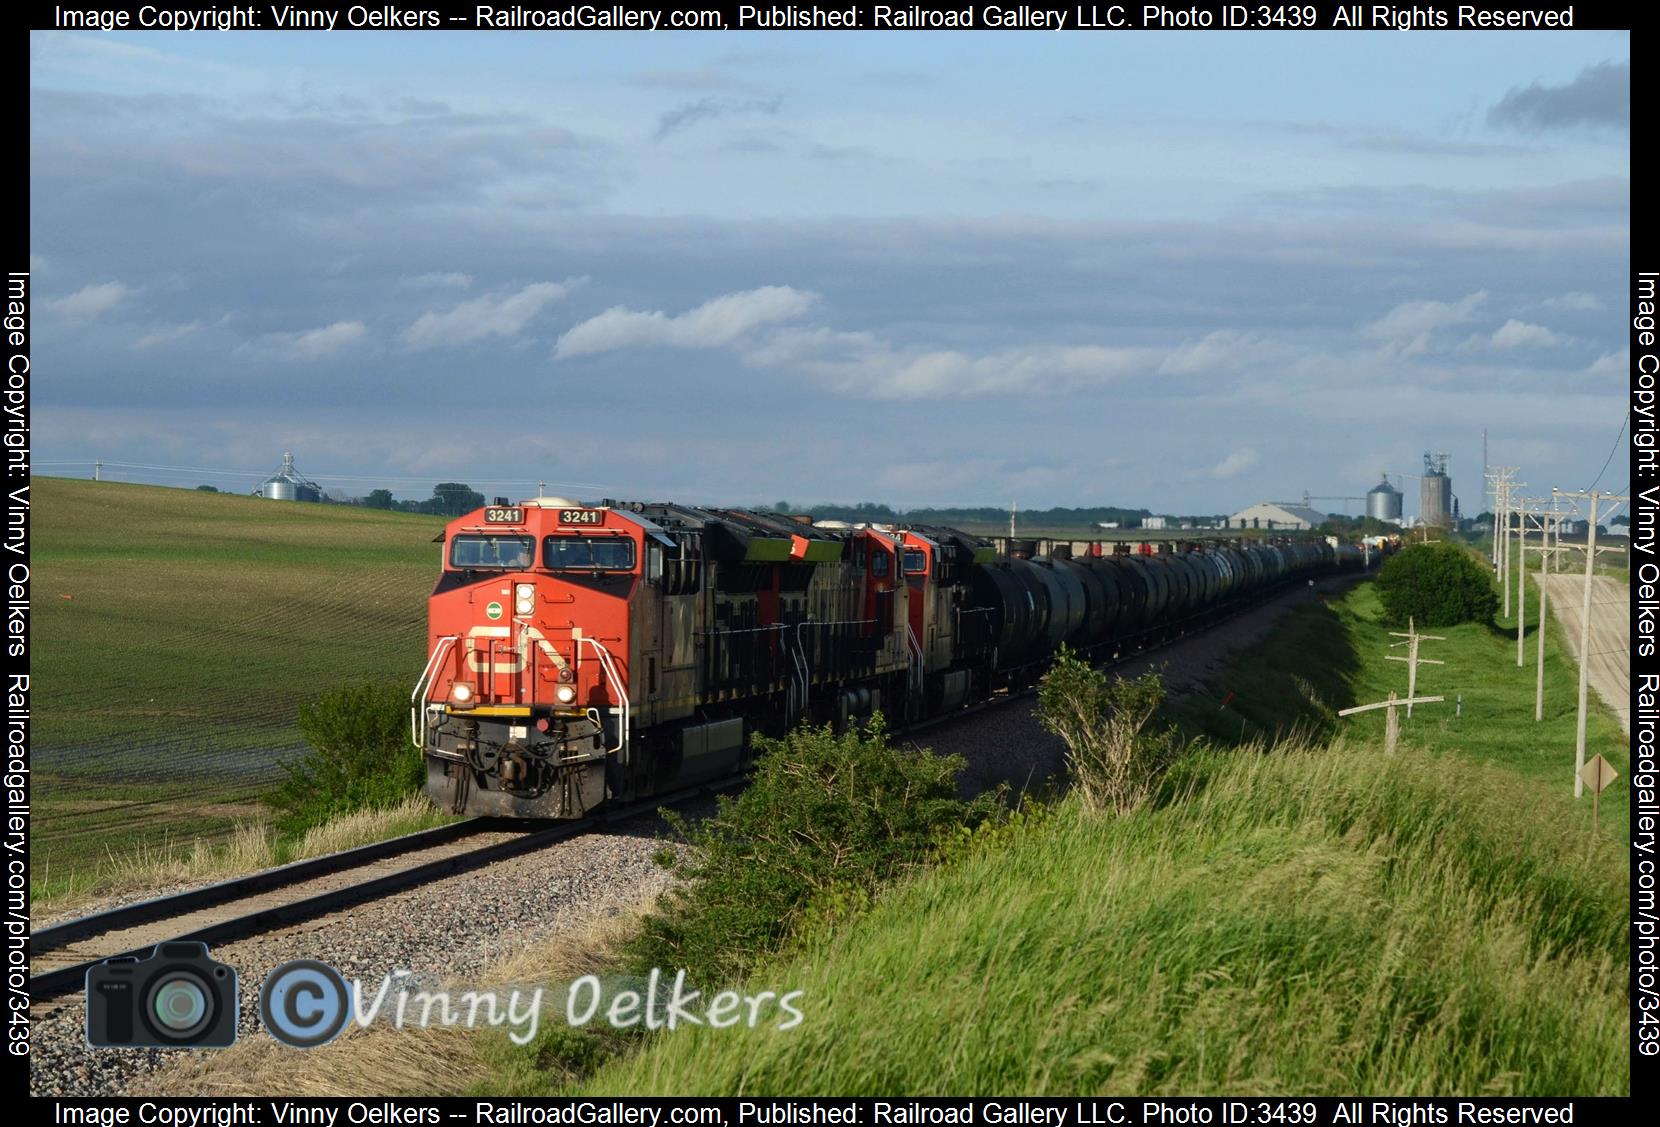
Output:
[{"xmin": 1226, "ymin": 502, "xmax": 1327, "ymax": 531}]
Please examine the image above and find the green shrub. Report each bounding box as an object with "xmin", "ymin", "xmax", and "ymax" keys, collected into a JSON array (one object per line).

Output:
[
  {"xmin": 266, "ymin": 681, "xmax": 425, "ymax": 837},
  {"xmin": 1037, "ymin": 649, "xmax": 1182, "ymax": 814},
  {"xmin": 626, "ymin": 716, "xmax": 999, "ymax": 984},
  {"xmin": 1374, "ymin": 542, "xmax": 1499, "ymax": 627}
]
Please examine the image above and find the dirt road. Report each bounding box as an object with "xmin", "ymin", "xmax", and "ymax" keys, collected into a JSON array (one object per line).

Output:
[{"xmin": 1540, "ymin": 574, "xmax": 1630, "ymax": 735}]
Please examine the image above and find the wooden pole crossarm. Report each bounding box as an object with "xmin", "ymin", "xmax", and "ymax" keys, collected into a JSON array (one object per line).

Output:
[
  {"xmin": 1385, "ymin": 655, "xmax": 1443, "ymax": 665},
  {"xmin": 1338, "ymin": 696, "xmax": 1445, "ymax": 716}
]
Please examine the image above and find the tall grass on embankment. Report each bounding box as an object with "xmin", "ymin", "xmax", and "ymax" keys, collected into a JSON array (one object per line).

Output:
[{"xmin": 577, "ymin": 740, "xmax": 1627, "ymax": 1096}]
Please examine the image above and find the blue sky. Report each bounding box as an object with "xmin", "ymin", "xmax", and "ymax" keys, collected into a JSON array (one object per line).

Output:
[{"xmin": 30, "ymin": 29, "xmax": 1630, "ymax": 516}]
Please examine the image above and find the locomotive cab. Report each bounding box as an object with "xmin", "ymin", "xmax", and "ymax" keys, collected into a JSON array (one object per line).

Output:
[{"xmin": 415, "ymin": 500, "xmax": 643, "ymax": 818}]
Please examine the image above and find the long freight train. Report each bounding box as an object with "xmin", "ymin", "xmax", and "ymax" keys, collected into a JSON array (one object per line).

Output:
[{"xmin": 412, "ymin": 498, "xmax": 1359, "ymax": 818}]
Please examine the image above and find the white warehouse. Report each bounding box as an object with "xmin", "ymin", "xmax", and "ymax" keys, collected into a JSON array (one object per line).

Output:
[{"xmin": 1226, "ymin": 502, "xmax": 1328, "ymax": 531}]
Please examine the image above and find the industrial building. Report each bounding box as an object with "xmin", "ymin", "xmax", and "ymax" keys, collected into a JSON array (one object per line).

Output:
[
  {"xmin": 257, "ymin": 452, "xmax": 323, "ymax": 502},
  {"xmin": 1366, "ymin": 475, "xmax": 1403, "ymax": 522},
  {"xmin": 1226, "ymin": 502, "xmax": 1328, "ymax": 531},
  {"xmin": 1419, "ymin": 453, "xmax": 1453, "ymax": 528}
]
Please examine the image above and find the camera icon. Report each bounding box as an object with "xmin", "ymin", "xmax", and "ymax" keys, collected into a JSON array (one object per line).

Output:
[{"xmin": 85, "ymin": 942, "xmax": 239, "ymax": 1049}]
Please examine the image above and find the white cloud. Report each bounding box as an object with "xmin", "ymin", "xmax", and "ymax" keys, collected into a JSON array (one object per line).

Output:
[
  {"xmin": 1584, "ymin": 348, "xmax": 1628, "ymax": 377},
  {"xmin": 1362, "ymin": 290, "xmax": 1487, "ymax": 355},
  {"xmin": 47, "ymin": 280, "xmax": 135, "ymax": 319},
  {"xmin": 1158, "ymin": 330, "xmax": 1270, "ymax": 376},
  {"xmin": 132, "ymin": 321, "xmax": 202, "ymax": 350},
  {"xmin": 1210, "ymin": 447, "xmax": 1259, "ymax": 479},
  {"xmin": 263, "ymin": 320, "xmax": 368, "ymax": 360},
  {"xmin": 745, "ymin": 331, "xmax": 1151, "ymax": 400},
  {"xmin": 555, "ymin": 285, "xmax": 816, "ymax": 358},
  {"xmin": 404, "ymin": 279, "xmax": 583, "ymax": 349},
  {"xmin": 398, "ymin": 271, "xmax": 473, "ymax": 290},
  {"xmin": 1488, "ymin": 319, "xmax": 1566, "ymax": 349},
  {"xmin": 1543, "ymin": 291, "xmax": 1603, "ymax": 311}
]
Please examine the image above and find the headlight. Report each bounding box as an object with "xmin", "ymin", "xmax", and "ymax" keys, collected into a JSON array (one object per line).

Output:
[
  {"xmin": 514, "ymin": 584, "xmax": 535, "ymax": 615},
  {"xmin": 450, "ymin": 682, "xmax": 475, "ymax": 704},
  {"xmin": 554, "ymin": 684, "xmax": 577, "ymax": 705}
]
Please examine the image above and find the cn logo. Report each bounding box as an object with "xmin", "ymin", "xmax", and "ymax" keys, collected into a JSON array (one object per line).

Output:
[{"xmin": 464, "ymin": 626, "xmax": 570, "ymax": 675}]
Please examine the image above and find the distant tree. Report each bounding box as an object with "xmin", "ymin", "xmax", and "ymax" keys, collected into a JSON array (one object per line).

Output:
[
  {"xmin": 431, "ymin": 482, "xmax": 486, "ymax": 516},
  {"xmin": 774, "ymin": 500, "xmax": 792, "ymax": 512},
  {"xmin": 364, "ymin": 489, "xmax": 396, "ymax": 510},
  {"xmin": 195, "ymin": 485, "xmax": 219, "ymax": 492},
  {"xmin": 1611, "ymin": 514, "xmax": 1630, "ymax": 527}
]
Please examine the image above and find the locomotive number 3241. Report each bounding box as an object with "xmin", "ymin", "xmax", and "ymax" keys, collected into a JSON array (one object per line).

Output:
[{"xmin": 559, "ymin": 509, "xmax": 603, "ymax": 525}]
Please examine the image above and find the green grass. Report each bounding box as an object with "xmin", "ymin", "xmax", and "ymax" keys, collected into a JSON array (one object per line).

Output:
[
  {"xmin": 1165, "ymin": 577, "xmax": 1629, "ymax": 837},
  {"xmin": 30, "ymin": 477, "xmax": 443, "ymax": 894},
  {"xmin": 566, "ymin": 745, "xmax": 1626, "ymax": 1095}
]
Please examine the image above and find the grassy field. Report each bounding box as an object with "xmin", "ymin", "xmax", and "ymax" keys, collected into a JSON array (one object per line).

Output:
[
  {"xmin": 569, "ymin": 745, "xmax": 1626, "ymax": 1095},
  {"xmin": 30, "ymin": 477, "xmax": 443, "ymax": 898},
  {"xmin": 533, "ymin": 570, "xmax": 1630, "ymax": 1096},
  {"xmin": 1165, "ymin": 577, "xmax": 1629, "ymax": 836}
]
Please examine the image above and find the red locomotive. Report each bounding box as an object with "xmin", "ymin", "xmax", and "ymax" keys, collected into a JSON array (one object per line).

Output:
[{"xmin": 413, "ymin": 497, "xmax": 1345, "ymax": 818}]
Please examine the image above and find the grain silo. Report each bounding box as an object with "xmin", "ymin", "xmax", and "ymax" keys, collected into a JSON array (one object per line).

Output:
[
  {"xmin": 1418, "ymin": 452, "xmax": 1452, "ymax": 528},
  {"xmin": 1366, "ymin": 474, "xmax": 1403, "ymax": 522},
  {"xmin": 258, "ymin": 452, "xmax": 323, "ymax": 502}
]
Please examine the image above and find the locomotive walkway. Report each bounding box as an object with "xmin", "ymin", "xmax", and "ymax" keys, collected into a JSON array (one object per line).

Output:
[{"xmin": 1540, "ymin": 574, "xmax": 1631, "ymax": 736}]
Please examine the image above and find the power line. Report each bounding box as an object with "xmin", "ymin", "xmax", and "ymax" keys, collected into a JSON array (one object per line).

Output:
[{"xmin": 1585, "ymin": 411, "xmax": 1629, "ymax": 492}]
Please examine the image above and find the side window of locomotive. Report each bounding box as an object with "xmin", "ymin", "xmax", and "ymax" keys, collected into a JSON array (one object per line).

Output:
[
  {"xmin": 871, "ymin": 550, "xmax": 891, "ymax": 578},
  {"xmin": 542, "ymin": 536, "xmax": 637, "ymax": 571},
  {"xmin": 449, "ymin": 535, "xmax": 535, "ymax": 570},
  {"xmin": 647, "ymin": 545, "xmax": 663, "ymax": 583},
  {"xmin": 903, "ymin": 549, "xmax": 927, "ymax": 575}
]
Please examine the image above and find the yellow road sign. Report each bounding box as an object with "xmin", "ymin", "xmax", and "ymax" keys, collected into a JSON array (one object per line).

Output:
[{"xmin": 1578, "ymin": 754, "xmax": 1618, "ymax": 795}]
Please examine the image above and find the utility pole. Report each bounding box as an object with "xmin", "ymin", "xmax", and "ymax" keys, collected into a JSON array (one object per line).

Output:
[
  {"xmin": 1513, "ymin": 496, "xmax": 1534, "ymax": 667},
  {"xmin": 1009, "ymin": 501, "xmax": 1016, "ymax": 540},
  {"xmin": 1552, "ymin": 488, "xmax": 1630, "ymax": 796},
  {"xmin": 1386, "ymin": 616, "xmax": 1445, "ymax": 718},
  {"xmin": 1487, "ymin": 468, "xmax": 1519, "ymax": 616},
  {"xmin": 1519, "ymin": 504, "xmax": 1568, "ymax": 722}
]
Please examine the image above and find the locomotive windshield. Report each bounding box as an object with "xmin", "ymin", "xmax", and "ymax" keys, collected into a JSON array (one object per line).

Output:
[
  {"xmin": 543, "ymin": 535, "xmax": 636, "ymax": 571},
  {"xmin": 904, "ymin": 549, "xmax": 928, "ymax": 574},
  {"xmin": 449, "ymin": 535, "xmax": 535, "ymax": 571}
]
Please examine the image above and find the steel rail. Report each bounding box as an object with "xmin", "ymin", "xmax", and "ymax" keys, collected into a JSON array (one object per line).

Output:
[
  {"xmin": 30, "ymin": 818, "xmax": 490, "ymax": 954},
  {"xmin": 28, "ymin": 778, "xmax": 743, "ymax": 1001}
]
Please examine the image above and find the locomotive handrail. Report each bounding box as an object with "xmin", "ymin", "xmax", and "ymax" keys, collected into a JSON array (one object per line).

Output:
[
  {"xmin": 578, "ymin": 636, "xmax": 629, "ymax": 763},
  {"xmin": 787, "ymin": 626, "xmax": 810, "ymax": 722},
  {"xmin": 410, "ymin": 635, "xmax": 460, "ymax": 746},
  {"xmin": 904, "ymin": 625, "xmax": 927, "ymax": 720}
]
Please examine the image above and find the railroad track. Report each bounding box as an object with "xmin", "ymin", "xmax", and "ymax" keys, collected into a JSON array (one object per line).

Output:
[{"xmin": 29, "ymin": 778, "xmax": 741, "ymax": 1002}]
